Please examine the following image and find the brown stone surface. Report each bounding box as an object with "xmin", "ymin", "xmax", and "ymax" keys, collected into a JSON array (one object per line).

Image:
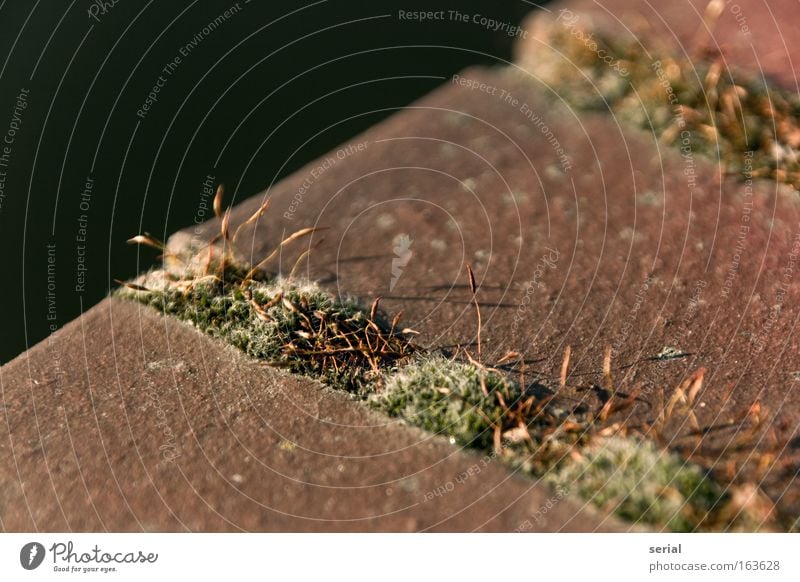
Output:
[
  {"xmin": 516, "ymin": 0, "xmax": 800, "ymax": 91},
  {"xmin": 0, "ymin": 297, "xmax": 613, "ymax": 531},
  {"xmin": 177, "ymin": 65, "xmax": 800, "ymax": 521},
  {"xmin": 5, "ymin": 2, "xmax": 800, "ymax": 528}
]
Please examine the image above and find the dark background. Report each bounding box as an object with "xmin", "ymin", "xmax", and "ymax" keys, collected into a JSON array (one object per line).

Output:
[{"xmin": 0, "ymin": 0, "xmax": 544, "ymax": 363}]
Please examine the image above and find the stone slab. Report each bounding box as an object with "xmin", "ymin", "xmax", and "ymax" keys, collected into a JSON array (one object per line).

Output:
[
  {"xmin": 176, "ymin": 65, "xmax": 800, "ymax": 519},
  {"xmin": 0, "ymin": 297, "xmax": 613, "ymax": 531}
]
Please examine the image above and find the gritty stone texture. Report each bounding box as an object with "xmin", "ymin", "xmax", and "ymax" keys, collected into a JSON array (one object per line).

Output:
[
  {"xmin": 5, "ymin": 2, "xmax": 800, "ymax": 527},
  {"xmin": 176, "ymin": 65, "xmax": 800, "ymax": 521},
  {"xmin": 0, "ymin": 297, "xmax": 615, "ymax": 531}
]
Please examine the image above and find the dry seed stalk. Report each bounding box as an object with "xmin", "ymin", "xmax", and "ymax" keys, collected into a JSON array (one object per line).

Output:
[{"xmin": 119, "ymin": 175, "xmax": 789, "ymax": 530}]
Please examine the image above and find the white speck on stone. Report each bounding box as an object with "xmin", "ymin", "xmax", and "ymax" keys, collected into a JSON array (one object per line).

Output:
[
  {"xmin": 440, "ymin": 144, "xmax": 458, "ymax": 158},
  {"xmin": 430, "ymin": 239, "xmax": 447, "ymax": 252},
  {"xmin": 504, "ymin": 191, "xmax": 529, "ymax": 203},
  {"xmin": 619, "ymin": 227, "xmax": 634, "ymax": 240},
  {"xmin": 231, "ymin": 474, "xmax": 244, "ymax": 484},
  {"xmin": 636, "ymin": 190, "xmax": 663, "ymax": 207},
  {"xmin": 461, "ymin": 178, "xmax": 477, "ymax": 191},
  {"xmin": 545, "ymin": 164, "xmax": 562, "ymax": 179},
  {"xmin": 376, "ymin": 213, "xmax": 396, "ymax": 229},
  {"xmin": 513, "ymin": 124, "xmax": 531, "ymax": 137},
  {"xmin": 446, "ymin": 112, "xmax": 465, "ymax": 126}
]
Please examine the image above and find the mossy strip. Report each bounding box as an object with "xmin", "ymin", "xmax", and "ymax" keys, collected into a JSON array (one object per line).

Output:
[
  {"xmin": 117, "ymin": 235, "xmax": 762, "ymax": 531},
  {"xmin": 370, "ymin": 357, "xmax": 726, "ymax": 531},
  {"xmin": 520, "ymin": 15, "xmax": 800, "ymax": 190},
  {"xmin": 119, "ymin": 268, "xmax": 415, "ymax": 395}
]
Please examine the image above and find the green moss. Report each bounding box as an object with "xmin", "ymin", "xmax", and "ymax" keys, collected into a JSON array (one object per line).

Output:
[
  {"xmin": 544, "ymin": 436, "xmax": 725, "ymax": 531},
  {"xmin": 371, "ymin": 359, "xmax": 727, "ymax": 531},
  {"xmin": 117, "ymin": 252, "xmax": 742, "ymax": 531},
  {"xmin": 371, "ymin": 356, "xmax": 521, "ymax": 449},
  {"xmin": 118, "ymin": 268, "xmax": 413, "ymax": 394}
]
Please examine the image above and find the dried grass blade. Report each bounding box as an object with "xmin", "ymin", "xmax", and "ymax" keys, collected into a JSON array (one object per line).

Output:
[
  {"xmin": 233, "ymin": 197, "xmax": 272, "ymax": 243},
  {"xmin": 244, "ymin": 227, "xmax": 322, "ymax": 282},
  {"xmin": 127, "ymin": 234, "xmax": 164, "ymax": 250},
  {"xmin": 213, "ymin": 184, "xmax": 225, "ymax": 218}
]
